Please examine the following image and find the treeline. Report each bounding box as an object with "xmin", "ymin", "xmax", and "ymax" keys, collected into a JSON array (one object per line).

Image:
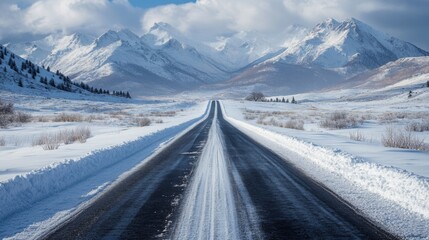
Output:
[
  {"xmin": 269, "ymin": 97, "xmax": 297, "ymax": 104},
  {"xmin": 74, "ymin": 82, "xmax": 131, "ymax": 98},
  {"xmin": 245, "ymin": 92, "xmax": 297, "ymax": 104},
  {"xmin": 1, "ymin": 45, "xmax": 131, "ymax": 98}
]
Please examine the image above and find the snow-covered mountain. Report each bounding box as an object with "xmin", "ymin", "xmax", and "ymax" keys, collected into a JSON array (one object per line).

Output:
[
  {"xmin": 142, "ymin": 22, "xmax": 274, "ymax": 71},
  {"xmin": 340, "ymin": 56, "xmax": 429, "ymax": 89},
  {"xmin": 264, "ymin": 18, "xmax": 429, "ymax": 75},
  {"xmin": 4, "ymin": 18, "xmax": 429, "ymax": 97},
  {"xmin": 6, "ymin": 27, "xmax": 237, "ymax": 96}
]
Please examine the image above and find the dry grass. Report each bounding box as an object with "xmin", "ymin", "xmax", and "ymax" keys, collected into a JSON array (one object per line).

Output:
[
  {"xmin": 320, "ymin": 111, "xmax": 363, "ymax": 129},
  {"xmin": 257, "ymin": 117, "xmax": 304, "ymax": 130},
  {"xmin": 0, "ymin": 99, "xmax": 32, "ymax": 128},
  {"xmin": 406, "ymin": 120, "xmax": 429, "ymax": 132},
  {"xmin": 109, "ymin": 111, "xmax": 131, "ymax": 116},
  {"xmin": 134, "ymin": 117, "xmax": 151, "ymax": 127},
  {"xmin": 33, "ymin": 127, "xmax": 92, "ymax": 150},
  {"xmin": 150, "ymin": 111, "xmax": 176, "ymax": 117},
  {"xmin": 283, "ymin": 120, "xmax": 305, "ymax": 130},
  {"xmin": 14, "ymin": 112, "xmax": 32, "ymax": 123},
  {"xmin": 35, "ymin": 115, "xmax": 51, "ymax": 122},
  {"xmin": 349, "ymin": 130, "xmax": 366, "ymax": 142},
  {"xmin": 85, "ymin": 114, "xmax": 105, "ymax": 122},
  {"xmin": 53, "ymin": 113, "xmax": 83, "ymax": 122},
  {"xmin": 381, "ymin": 126, "xmax": 428, "ymax": 151}
]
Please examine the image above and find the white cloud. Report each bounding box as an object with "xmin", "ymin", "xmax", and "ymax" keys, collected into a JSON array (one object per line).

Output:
[
  {"xmin": 141, "ymin": 0, "xmax": 429, "ymax": 50},
  {"xmin": 0, "ymin": 0, "xmax": 142, "ymax": 41},
  {"xmin": 0, "ymin": 0, "xmax": 427, "ymax": 50}
]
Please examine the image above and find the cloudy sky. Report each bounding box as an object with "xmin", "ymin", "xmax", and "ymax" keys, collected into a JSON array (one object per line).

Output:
[{"xmin": 1, "ymin": 0, "xmax": 428, "ymax": 50}]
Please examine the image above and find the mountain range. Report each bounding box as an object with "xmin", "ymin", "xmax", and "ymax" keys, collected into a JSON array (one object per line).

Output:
[{"xmin": 4, "ymin": 18, "xmax": 429, "ymax": 96}]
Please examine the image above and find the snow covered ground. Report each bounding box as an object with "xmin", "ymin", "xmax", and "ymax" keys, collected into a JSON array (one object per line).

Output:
[
  {"xmin": 221, "ymin": 91, "xmax": 429, "ymax": 238},
  {"xmin": 0, "ymin": 92, "xmax": 208, "ymax": 238}
]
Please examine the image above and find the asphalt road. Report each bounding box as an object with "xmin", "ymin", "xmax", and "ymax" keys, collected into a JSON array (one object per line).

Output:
[{"xmin": 44, "ymin": 101, "xmax": 396, "ymax": 239}]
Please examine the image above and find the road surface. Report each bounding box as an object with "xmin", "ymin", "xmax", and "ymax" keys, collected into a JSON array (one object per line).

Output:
[{"xmin": 45, "ymin": 101, "xmax": 396, "ymax": 239}]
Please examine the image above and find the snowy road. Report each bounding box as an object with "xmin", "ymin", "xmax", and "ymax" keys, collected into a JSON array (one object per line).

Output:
[{"xmin": 45, "ymin": 101, "xmax": 396, "ymax": 239}]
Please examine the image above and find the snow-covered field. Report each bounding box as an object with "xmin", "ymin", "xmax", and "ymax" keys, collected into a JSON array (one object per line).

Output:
[
  {"xmin": 221, "ymin": 87, "xmax": 429, "ymax": 238},
  {"xmin": 0, "ymin": 92, "xmax": 208, "ymax": 238}
]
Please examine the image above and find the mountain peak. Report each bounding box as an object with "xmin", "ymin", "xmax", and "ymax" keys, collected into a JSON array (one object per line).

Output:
[
  {"xmin": 267, "ymin": 17, "xmax": 429, "ymax": 74},
  {"xmin": 95, "ymin": 29, "xmax": 140, "ymax": 48}
]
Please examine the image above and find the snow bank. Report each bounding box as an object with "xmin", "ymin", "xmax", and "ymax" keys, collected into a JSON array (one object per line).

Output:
[
  {"xmin": 220, "ymin": 101, "xmax": 429, "ymax": 238},
  {"xmin": 0, "ymin": 103, "xmax": 210, "ymax": 221}
]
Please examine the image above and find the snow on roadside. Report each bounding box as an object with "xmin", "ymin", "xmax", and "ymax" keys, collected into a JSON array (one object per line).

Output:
[
  {"xmin": 220, "ymin": 101, "xmax": 429, "ymax": 239},
  {"xmin": 0, "ymin": 101, "xmax": 209, "ymax": 237}
]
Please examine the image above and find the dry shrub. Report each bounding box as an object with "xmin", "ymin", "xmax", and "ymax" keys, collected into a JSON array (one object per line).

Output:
[
  {"xmin": 150, "ymin": 111, "xmax": 176, "ymax": 117},
  {"xmin": 33, "ymin": 127, "xmax": 92, "ymax": 150},
  {"xmin": 257, "ymin": 117, "xmax": 304, "ymax": 130},
  {"xmin": 0, "ymin": 99, "xmax": 32, "ymax": 127},
  {"xmin": 406, "ymin": 120, "xmax": 429, "ymax": 132},
  {"xmin": 284, "ymin": 120, "xmax": 304, "ymax": 130},
  {"xmin": 381, "ymin": 126, "xmax": 428, "ymax": 151},
  {"xmin": 349, "ymin": 131, "xmax": 366, "ymax": 141},
  {"xmin": 60, "ymin": 127, "xmax": 92, "ymax": 144},
  {"xmin": 85, "ymin": 114, "xmax": 105, "ymax": 122},
  {"xmin": 109, "ymin": 111, "xmax": 131, "ymax": 116},
  {"xmin": 135, "ymin": 117, "xmax": 151, "ymax": 127},
  {"xmin": 15, "ymin": 112, "xmax": 32, "ymax": 123},
  {"xmin": 35, "ymin": 115, "xmax": 50, "ymax": 122},
  {"xmin": 320, "ymin": 111, "xmax": 363, "ymax": 129},
  {"xmin": 33, "ymin": 134, "xmax": 61, "ymax": 150},
  {"xmin": 54, "ymin": 113, "xmax": 83, "ymax": 122},
  {"xmin": 0, "ymin": 100, "xmax": 14, "ymax": 115},
  {"xmin": 378, "ymin": 112, "xmax": 407, "ymax": 123}
]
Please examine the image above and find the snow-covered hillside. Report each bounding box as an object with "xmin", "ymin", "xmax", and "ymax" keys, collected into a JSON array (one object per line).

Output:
[
  {"xmin": 265, "ymin": 18, "xmax": 428, "ymax": 75},
  {"xmin": 0, "ymin": 45, "xmax": 86, "ymax": 97},
  {"xmin": 341, "ymin": 56, "xmax": 429, "ymax": 89},
  {"xmin": 202, "ymin": 61, "xmax": 345, "ymax": 97},
  {"xmin": 0, "ymin": 45, "xmax": 131, "ymax": 100}
]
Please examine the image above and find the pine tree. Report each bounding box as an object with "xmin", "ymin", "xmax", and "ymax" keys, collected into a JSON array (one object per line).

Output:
[
  {"xmin": 286, "ymin": 99, "xmax": 289, "ymax": 103},
  {"xmin": 49, "ymin": 79, "xmax": 55, "ymax": 87},
  {"xmin": 126, "ymin": 92, "xmax": 131, "ymax": 99},
  {"xmin": 426, "ymin": 81, "xmax": 429, "ymax": 88},
  {"xmin": 18, "ymin": 78, "xmax": 23, "ymax": 87},
  {"xmin": 47, "ymin": 66, "xmax": 50, "ymax": 72},
  {"xmin": 291, "ymin": 97, "xmax": 297, "ymax": 104},
  {"xmin": 3, "ymin": 66, "xmax": 7, "ymax": 72},
  {"xmin": 282, "ymin": 97, "xmax": 285, "ymax": 103}
]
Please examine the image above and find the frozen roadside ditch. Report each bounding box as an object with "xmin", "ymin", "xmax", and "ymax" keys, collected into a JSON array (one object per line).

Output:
[
  {"xmin": 0, "ymin": 102, "xmax": 211, "ymax": 238},
  {"xmin": 220, "ymin": 101, "xmax": 429, "ymax": 239}
]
